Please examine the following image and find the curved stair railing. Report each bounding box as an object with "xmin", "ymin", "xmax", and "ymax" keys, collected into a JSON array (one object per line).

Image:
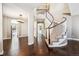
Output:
[
  {"xmin": 46, "ymin": 11, "xmax": 55, "ymax": 28},
  {"xmin": 45, "ymin": 11, "xmax": 67, "ymax": 45}
]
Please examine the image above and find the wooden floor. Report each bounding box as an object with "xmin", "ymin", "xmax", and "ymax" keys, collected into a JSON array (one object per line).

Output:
[{"xmin": 3, "ymin": 37, "xmax": 79, "ymax": 56}]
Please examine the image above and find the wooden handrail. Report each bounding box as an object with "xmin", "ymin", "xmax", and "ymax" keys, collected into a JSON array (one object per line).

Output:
[
  {"xmin": 48, "ymin": 17, "xmax": 67, "ymax": 29},
  {"xmin": 46, "ymin": 13, "xmax": 51, "ymax": 23},
  {"xmin": 46, "ymin": 11, "xmax": 55, "ymax": 28},
  {"xmin": 45, "ymin": 10, "xmax": 67, "ymax": 45}
]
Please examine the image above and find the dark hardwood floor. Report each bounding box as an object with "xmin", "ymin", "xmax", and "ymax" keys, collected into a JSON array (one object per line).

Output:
[{"xmin": 3, "ymin": 36, "xmax": 79, "ymax": 56}]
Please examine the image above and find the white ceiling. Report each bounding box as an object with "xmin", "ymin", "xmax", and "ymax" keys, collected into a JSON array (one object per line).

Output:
[
  {"xmin": 68, "ymin": 3, "xmax": 79, "ymax": 16},
  {"xmin": 3, "ymin": 3, "xmax": 79, "ymax": 19},
  {"xmin": 3, "ymin": 3, "xmax": 41, "ymax": 19}
]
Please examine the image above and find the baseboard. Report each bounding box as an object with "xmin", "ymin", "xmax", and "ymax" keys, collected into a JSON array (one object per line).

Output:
[
  {"xmin": 3, "ymin": 36, "xmax": 28, "ymax": 40},
  {"xmin": 67, "ymin": 38, "xmax": 79, "ymax": 41},
  {"xmin": 49, "ymin": 41, "xmax": 68, "ymax": 47},
  {"xmin": 45, "ymin": 38, "xmax": 68, "ymax": 47},
  {"xmin": 19, "ymin": 36, "xmax": 28, "ymax": 38},
  {"xmin": 0, "ymin": 50, "xmax": 4, "ymax": 55},
  {"xmin": 3, "ymin": 38, "xmax": 11, "ymax": 40},
  {"xmin": 28, "ymin": 41, "xmax": 34, "ymax": 46}
]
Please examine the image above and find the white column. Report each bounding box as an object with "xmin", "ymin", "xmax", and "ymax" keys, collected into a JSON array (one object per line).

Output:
[
  {"xmin": 0, "ymin": 3, "xmax": 3, "ymax": 55},
  {"xmin": 28, "ymin": 11, "xmax": 34, "ymax": 45}
]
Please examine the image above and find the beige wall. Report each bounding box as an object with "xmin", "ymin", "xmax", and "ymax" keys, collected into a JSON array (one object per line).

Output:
[
  {"xmin": 3, "ymin": 16, "xmax": 11, "ymax": 39},
  {"xmin": 69, "ymin": 3, "xmax": 79, "ymax": 16},
  {"xmin": 0, "ymin": 3, "xmax": 3, "ymax": 54},
  {"xmin": 20, "ymin": 18, "xmax": 28, "ymax": 37},
  {"xmin": 3, "ymin": 16, "xmax": 28, "ymax": 39},
  {"xmin": 49, "ymin": 3, "xmax": 64, "ymax": 23},
  {"xmin": 71, "ymin": 15, "xmax": 79, "ymax": 39}
]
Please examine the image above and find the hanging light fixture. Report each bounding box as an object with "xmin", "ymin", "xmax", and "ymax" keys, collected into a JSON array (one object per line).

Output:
[
  {"xmin": 17, "ymin": 14, "xmax": 24, "ymax": 23},
  {"xmin": 63, "ymin": 3, "xmax": 71, "ymax": 16},
  {"xmin": 36, "ymin": 3, "xmax": 50, "ymax": 14}
]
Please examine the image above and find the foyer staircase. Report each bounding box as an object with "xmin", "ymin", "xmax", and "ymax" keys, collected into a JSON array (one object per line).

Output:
[{"xmin": 36, "ymin": 4, "xmax": 67, "ymax": 47}]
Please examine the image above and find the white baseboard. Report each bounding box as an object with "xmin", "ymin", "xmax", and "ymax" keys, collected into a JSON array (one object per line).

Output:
[
  {"xmin": 45, "ymin": 38, "xmax": 67, "ymax": 47},
  {"xmin": 28, "ymin": 41, "xmax": 34, "ymax": 46},
  {"xmin": 49, "ymin": 41, "xmax": 67, "ymax": 47},
  {"xmin": 19, "ymin": 36, "xmax": 27, "ymax": 38},
  {"xmin": 45, "ymin": 38, "xmax": 79, "ymax": 48},
  {"xmin": 3, "ymin": 36, "xmax": 28, "ymax": 40},
  {"xmin": 0, "ymin": 50, "xmax": 3, "ymax": 55},
  {"xmin": 3, "ymin": 38, "xmax": 11, "ymax": 40},
  {"xmin": 67, "ymin": 38, "xmax": 79, "ymax": 41}
]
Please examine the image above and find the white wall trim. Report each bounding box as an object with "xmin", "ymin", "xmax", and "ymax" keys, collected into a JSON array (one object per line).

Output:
[
  {"xmin": 67, "ymin": 38, "xmax": 79, "ymax": 41},
  {"xmin": 19, "ymin": 36, "xmax": 28, "ymax": 38},
  {"xmin": 28, "ymin": 41, "xmax": 34, "ymax": 46},
  {"xmin": 3, "ymin": 36, "xmax": 28, "ymax": 40},
  {"xmin": 3, "ymin": 38, "xmax": 11, "ymax": 40},
  {"xmin": 49, "ymin": 41, "xmax": 67, "ymax": 47}
]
